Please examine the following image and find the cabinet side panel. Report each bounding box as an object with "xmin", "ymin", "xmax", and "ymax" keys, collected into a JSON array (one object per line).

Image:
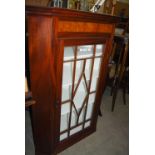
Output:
[{"xmin": 28, "ymin": 15, "xmax": 55, "ymax": 154}]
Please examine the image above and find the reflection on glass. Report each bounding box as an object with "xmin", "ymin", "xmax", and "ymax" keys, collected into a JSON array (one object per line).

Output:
[
  {"xmin": 96, "ymin": 44, "xmax": 104, "ymax": 56},
  {"xmin": 77, "ymin": 45, "xmax": 94, "ymax": 58},
  {"xmin": 90, "ymin": 58, "xmax": 102, "ymax": 91}
]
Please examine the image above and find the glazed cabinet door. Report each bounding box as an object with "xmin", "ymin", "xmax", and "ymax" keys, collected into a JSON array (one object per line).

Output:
[{"xmin": 55, "ymin": 38, "xmax": 109, "ymax": 149}]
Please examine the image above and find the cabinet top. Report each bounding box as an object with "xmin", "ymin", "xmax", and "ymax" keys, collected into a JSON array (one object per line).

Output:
[{"xmin": 26, "ymin": 6, "xmax": 120, "ymax": 24}]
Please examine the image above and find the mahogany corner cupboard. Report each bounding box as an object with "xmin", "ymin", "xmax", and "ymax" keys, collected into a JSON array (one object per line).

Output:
[{"xmin": 26, "ymin": 6, "xmax": 120, "ymax": 155}]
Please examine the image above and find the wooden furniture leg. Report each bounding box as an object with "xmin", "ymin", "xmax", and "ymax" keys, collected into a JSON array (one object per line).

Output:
[{"xmin": 111, "ymin": 77, "xmax": 119, "ymax": 112}]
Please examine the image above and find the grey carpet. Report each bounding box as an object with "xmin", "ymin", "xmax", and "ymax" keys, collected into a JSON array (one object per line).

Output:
[{"xmin": 25, "ymin": 88, "xmax": 129, "ymax": 155}]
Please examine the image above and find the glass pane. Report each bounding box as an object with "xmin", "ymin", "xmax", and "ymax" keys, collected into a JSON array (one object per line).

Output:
[
  {"xmin": 78, "ymin": 107, "xmax": 85, "ymax": 124},
  {"xmin": 60, "ymin": 132, "xmax": 68, "ymax": 141},
  {"xmin": 77, "ymin": 45, "xmax": 94, "ymax": 58},
  {"xmin": 70, "ymin": 125, "xmax": 82, "ymax": 136},
  {"xmin": 60, "ymin": 102, "xmax": 70, "ymax": 132},
  {"xmin": 90, "ymin": 58, "xmax": 102, "ymax": 92},
  {"xmin": 86, "ymin": 93, "xmax": 96, "ymax": 120},
  {"xmin": 73, "ymin": 78, "xmax": 87, "ymax": 110},
  {"xmin": 84, "ymin": 121, "xmax": 91, "ymax": 128},
  {"xmin": 85, "ymin": 59, "xmax": 92, "ymax": 81},
  {"xmin": 62, "ymin": 62, "xmax": 73, "ymax": 86},
  {"xmin": 61, "ymin": 102, "xmax": 70, "ymax": 115},
  {"xmin": 70, "ymin": 108, "xmax": 77, "ymax": 127},
  {"xmin": 96, "ymin": 44, "xmax": 104, "ymax": 56},
  {"xmin": 60, "ymin": 113, "xmax": 68, "ymax": 132},
  {"xmin": 75, "ymin": 60, "xmax": 84, "ymax": 84},
  {"xmin": 62, "ymin": 62, "xmax": 73, "ymax": 101},
  {"xmin": 62, "ymin": 85, "xmax": 72, "ymax": 102},
  {"xmin": 64, "ymin": 46, "xmax": 75, "ymax": 60}
]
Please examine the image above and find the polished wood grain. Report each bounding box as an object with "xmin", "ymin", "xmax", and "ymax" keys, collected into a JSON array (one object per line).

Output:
[
  {"xmin": 58, "ymin": 21, "xmax": 113, "ymax": 33},
  {"xmin": 28, "ymin": 15, "xmax": 56, "ymax": 154}
]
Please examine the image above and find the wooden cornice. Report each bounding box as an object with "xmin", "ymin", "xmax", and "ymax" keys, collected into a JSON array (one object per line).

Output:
[{"xmin": 26, "ymin": 6, "xmax": 121, "ymax": 24}]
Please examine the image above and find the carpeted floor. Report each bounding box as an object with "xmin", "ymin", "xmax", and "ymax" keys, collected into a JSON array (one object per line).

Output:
[{"xmin": 25, "ymin": 88, "xmax": 129, "ymax": 155}]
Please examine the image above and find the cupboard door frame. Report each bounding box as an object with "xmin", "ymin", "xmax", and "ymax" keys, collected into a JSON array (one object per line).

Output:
[{"xmin": 54, "ymin": 34, "xmax": 111, "ymax": 153}]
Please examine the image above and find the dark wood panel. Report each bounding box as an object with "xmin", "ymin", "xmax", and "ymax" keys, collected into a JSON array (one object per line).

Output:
[{"xmin": 28, "ymin": 15, "xmax": 56, "ymax": 154}]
